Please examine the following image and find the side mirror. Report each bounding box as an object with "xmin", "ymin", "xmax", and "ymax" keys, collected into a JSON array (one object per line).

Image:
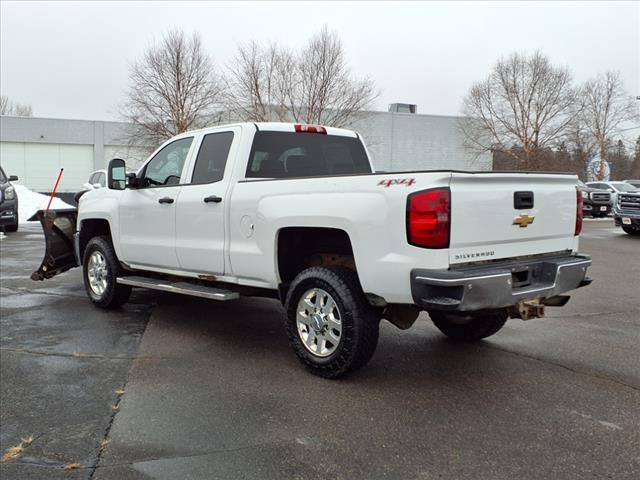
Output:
[
  {"xmin": 9, "ymin": 175, "xmax": 18, "ymax": 181},
  {"xmin": 126, "ymin": 172, "xmax": 139, "ymax": 189},
  {"xmin": 108, "ymin": 158, "xmax": 127, "ymax": 190},
  {"xmin": 92, "ymin": 183, "xmax": 103, "ymax": 189}
]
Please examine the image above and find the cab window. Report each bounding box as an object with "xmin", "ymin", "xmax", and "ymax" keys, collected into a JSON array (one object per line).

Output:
[
  {"xmin": 141, "ymin": 137, "xmax": 193, "ymax": 187},
  {"xmin": 191, "ymin": 132, "xmax": 234, "ymax": 184},
  {"xmin": 246, "ymin": 132, "xmax": 371, "ymax": 178}
]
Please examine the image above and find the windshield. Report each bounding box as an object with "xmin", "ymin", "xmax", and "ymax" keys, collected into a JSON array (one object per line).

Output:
[{"xmin": 0, "ymin": 167, "xmax": 6, "ymax": 184}]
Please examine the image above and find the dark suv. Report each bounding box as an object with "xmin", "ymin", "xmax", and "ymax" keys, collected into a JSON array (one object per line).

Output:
[
  {"xmin": 0, "ymin": 166, "xmax": 19, "ymax": 232},
  {"xmin": 577, "ymin": 181, "xmax": 612, "ymax": 217}
]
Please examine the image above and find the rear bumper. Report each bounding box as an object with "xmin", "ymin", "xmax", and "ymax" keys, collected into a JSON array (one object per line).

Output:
[{"xmin": 411, "ymin": 254, "xmax": 592, "ymax": 312}]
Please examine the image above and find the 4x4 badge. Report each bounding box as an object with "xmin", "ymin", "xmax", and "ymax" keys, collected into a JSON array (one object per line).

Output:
[{"xmin": 513, "ymin": 214, "xmax": 535, "ymax": 228}]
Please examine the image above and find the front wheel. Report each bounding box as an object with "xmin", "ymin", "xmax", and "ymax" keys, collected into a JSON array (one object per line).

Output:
[
  {"xmin": 83, "ymin": 236, "xmax": 131, "ymax": 309},
  {"xmin": 284, "ymin": 266, "xmax": 380, "ymax": 378},
  {"xmin": 429, "ymin": 309, "xmax": 508, "ymax": 342},
  {"xmin": 622, "ymin": 226, "xmax": 640, "ymax": 236}
]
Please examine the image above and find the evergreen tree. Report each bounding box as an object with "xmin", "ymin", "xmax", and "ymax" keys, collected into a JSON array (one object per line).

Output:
[
  {"xmin": 631, "ymin": 136, "xmax": 640, "ymax": 177},
  {"xmin": 609, "ymin": 140, "xmax": 630, "ymax": 180}
]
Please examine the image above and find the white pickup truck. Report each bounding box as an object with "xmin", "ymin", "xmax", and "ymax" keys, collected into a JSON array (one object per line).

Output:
[{"xmin": 33, "ymin": 122, "xmax": 592, "ymax": 378}]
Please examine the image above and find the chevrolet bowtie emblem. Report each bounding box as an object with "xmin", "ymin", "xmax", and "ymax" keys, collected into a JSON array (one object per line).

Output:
[{"xmin": 513, "ymin": 214, "xmax": 535, "ymax": 228}]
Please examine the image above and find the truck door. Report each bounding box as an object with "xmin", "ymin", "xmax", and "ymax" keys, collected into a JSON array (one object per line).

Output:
[
  {"xmin": 174, "ymin": 128, "xmax": 238, "ymax": 274},
  {"xmin": 118, "ymin": 136, "xmax": 195, "ymax": 269}
]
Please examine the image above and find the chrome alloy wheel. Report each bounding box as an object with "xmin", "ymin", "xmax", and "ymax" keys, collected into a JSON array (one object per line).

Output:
[
  {"xmin": 296, "ymin": 288, "xmax": 342, "ymax": 358},
  {"xmin": 87, "ymin": 251, "xmax": 108, "ymax": 296}
]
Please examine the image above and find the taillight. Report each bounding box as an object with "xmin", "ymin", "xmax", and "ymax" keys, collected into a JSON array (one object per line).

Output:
[
  {"xmin": 407, "ymin": 188, "xmax": 450, "ymax": 248},
  {"xmin": 575, "ymin": 187, "xmax": 583, "ymax": 236},
  {"xmin": 294, "ymin": 124, "xmax": 327, "ymax": 134}
]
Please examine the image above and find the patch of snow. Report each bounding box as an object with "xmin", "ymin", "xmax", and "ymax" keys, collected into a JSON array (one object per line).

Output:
[
  {"xmin": 14, "ymin": 184, "xmax": 74, "ymax": 224},
  {"xmin": 583, "ymin": 217, "xmax": 614, "ymax": 222}
]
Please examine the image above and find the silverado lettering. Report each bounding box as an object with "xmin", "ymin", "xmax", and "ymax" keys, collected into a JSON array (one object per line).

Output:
[{"xmin": 454, "ymin": 251, "xmax": 495, "ymax": 260}]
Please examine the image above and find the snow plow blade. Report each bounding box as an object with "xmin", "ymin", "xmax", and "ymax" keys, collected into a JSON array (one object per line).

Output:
[{"xmin": 30, "ymin": 209, "xmax": 79, "ymax": 281}]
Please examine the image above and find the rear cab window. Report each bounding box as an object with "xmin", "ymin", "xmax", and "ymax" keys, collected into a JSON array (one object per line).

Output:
[
  {"xmin": 246, "ymin": 131, "xmax": 371, "ymax": 178},
  {"xmin": 190, "ymin": 132, "xmax": 234, "ymax": 184}
]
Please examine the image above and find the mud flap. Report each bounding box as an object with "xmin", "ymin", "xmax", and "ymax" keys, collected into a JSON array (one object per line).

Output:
[{"xmin": 30, "ymin": 209, "xmax": 79, "ymax": 281}]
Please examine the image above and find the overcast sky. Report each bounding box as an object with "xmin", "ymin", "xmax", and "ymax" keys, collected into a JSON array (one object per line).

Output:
[{"xmin": 1, "ymin": 0, "xmax": 638, "ymax": 122}]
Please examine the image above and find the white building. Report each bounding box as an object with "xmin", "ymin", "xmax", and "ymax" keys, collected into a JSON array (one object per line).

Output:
[{"xmin": 0, "ymin": 108, "xmax": 491, "ymax": 193}]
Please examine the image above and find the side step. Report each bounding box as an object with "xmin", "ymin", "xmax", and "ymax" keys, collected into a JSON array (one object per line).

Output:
[{"xmin": 117, "ymin": 276, "xmax": 240, "ymax": 301}]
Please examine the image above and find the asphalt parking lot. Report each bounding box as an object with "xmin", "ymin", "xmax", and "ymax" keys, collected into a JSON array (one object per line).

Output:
[{"xmin": 1, "ymin": 220, "xmax": 639, "ymax": 480}]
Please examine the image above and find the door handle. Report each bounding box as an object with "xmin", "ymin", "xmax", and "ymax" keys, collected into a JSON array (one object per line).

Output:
[
  {"xmin": 203, "ymin": 195, "xmax": 222, "ymax": 204},
  {"xmin": 158, "ymin": 197, "xmax": 174, "ymax": 204}
]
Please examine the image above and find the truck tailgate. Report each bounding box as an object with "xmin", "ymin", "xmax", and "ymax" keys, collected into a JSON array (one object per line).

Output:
[{"xmin": 448, "ymin": 173, "xmax": 578, "ymax": 265}]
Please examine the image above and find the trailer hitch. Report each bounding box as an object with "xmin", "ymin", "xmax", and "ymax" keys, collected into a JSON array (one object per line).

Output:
[{"xmin": 508, "ymin": 300, "xmax": 545, "ymax": 320}]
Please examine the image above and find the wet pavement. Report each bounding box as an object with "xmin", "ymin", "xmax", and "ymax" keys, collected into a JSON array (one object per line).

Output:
[
  {"xmin": 0, "ymin": 224, "xmax": 153, "ymax": 479},
  {"xmin": 1, "ymin": 220, "xmax": 639, "ymax": 479}
]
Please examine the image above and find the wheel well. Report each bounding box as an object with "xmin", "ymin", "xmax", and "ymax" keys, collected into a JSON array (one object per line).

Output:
[
  {"xmin": 277, "ymin": 227, "xmax": 356, "ymax": 285},
  {"xmin": 79, "ymin": 219, "xmax": 112, "ymax": 260}
]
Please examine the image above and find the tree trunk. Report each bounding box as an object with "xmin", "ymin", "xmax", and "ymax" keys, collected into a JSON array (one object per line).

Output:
[{"xmin": 598, "ymin": 142, "xmax": 607, "ymax": 180}]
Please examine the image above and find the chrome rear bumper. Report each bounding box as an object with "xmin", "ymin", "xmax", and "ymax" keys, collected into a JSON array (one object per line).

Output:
[{"xmin": 411, "ymin": 254, "xmax": 592, "ymax": 312}]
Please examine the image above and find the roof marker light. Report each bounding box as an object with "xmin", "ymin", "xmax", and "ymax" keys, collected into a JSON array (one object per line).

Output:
[{"xmin": 294, "ymin": 124, "xmax": 327, "ymax": 134}]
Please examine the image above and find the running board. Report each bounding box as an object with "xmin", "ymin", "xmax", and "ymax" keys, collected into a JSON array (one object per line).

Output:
[{"xmin": 116, "ymin": 276, "xmax": 240, "ymax": 301}]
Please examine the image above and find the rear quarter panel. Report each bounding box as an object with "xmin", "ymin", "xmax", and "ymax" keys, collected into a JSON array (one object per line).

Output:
[{"xmin": 228, "ymin": 173, "xmax": 452, "ymax": 303}]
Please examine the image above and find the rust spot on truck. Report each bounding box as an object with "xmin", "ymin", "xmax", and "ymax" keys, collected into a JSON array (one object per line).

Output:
[{"xmin": 198, "ymin": 274, "xmax": 218, "ymax": 282}]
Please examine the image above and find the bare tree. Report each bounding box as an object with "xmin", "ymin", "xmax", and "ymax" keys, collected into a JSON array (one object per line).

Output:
[
  {"xmin": 225, "ymin": 28, "xmax": 377, "ymax": 127},
  {"xmin": 460, "ymin": 51, "xmax": 580, "ymax": 169},
  {"xmin": 0, "ymin": 95, "xmax": 33, "ymax": 116},
  {"xmin": 224, "ymin": 41, "xmax": 294, "ymax": 122},
  {"xmin": 579, "ymin": 71, "xmax": 639, "ymax": 180},
  {"xmin": 122, "ymin": 29, "xmax": 223, "ymax": 146},
  {"xmin": 290, "ymin": 27, "xmax": 377, "ymax": 127}
]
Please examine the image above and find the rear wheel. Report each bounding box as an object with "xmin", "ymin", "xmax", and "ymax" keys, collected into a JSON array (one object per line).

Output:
[
  {"xmin": 429, "ymin": 309, "xmax": 508, "ymax": 342},
  {"xmin": 622, "ymin": 226, "xmax": 640, "ymax": 236},
  {"xmin": 284, "ymin": 266, "xmax": 380, "ymax": 378},
  {"xmin": 83, "ymin": 236, "xmax": 131, "ymax": 308}
]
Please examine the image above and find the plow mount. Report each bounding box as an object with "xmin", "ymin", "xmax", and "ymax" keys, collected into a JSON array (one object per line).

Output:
[{"xmin": 30, "ymin": 209, "xmax": 79, "ymax": 281}]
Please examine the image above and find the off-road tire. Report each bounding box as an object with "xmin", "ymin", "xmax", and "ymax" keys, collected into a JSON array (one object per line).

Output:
[
  {"xmin": 429, "ymin": 309, "xmax": 508, "ymax": 342},
  {"xmin": 83, "ymin": 236, "xmax": 131, "ymax": 309},
  {"xmin": 622, "ymin": 226, "xmax": 640, "ymax": 236},
  {"xmin": 284, "ymin": 266, "xmax": 380, "ymax": 378}
]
